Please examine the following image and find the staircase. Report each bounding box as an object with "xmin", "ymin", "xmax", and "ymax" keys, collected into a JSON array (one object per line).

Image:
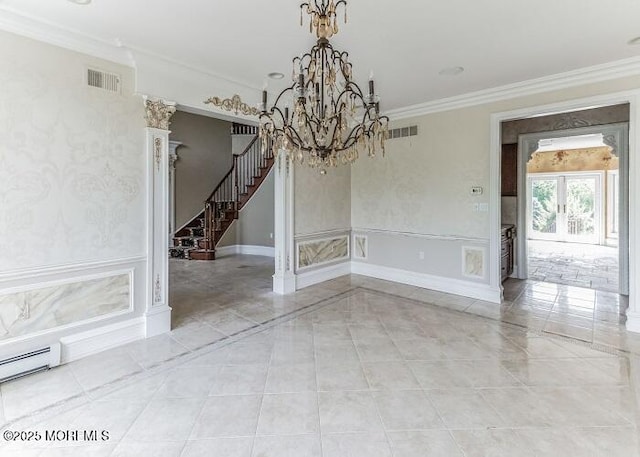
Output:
[{"xmin": 170, "ymin": 130, "xmax": 274, "ymax": 260}]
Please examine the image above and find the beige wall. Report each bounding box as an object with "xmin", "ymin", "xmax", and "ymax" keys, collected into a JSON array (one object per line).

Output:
[
  {"xmin": 0, "ymin": 31, "xmax": 146, "ymax": 271},
  {"xmin": 238, "ymin": 169, "xmax": 275, "ymax": 246},
  {"xmin": 352, "ymin": 106, "xmax": 490, "ymax": 238},
  {"xmin": 0, "ymin": 31, "xmax": 148, "ymax": 356},
  {"xmin": 295, "ymin": 163, "xmax": 351, "ymax": 236},
  {"xmin": 216, "ymin": 169, "xmax": 275, "ymax": 248},
  {"xmin": 351, "ymin": 75, "xmax": 640, "ymax": 285},
  {"xmin": 170, "ymin": 111, "xmax": 232, "ymax": 229},
  {"xmin": 355, "ymin": 75, "xmax": 640, "ymax": 240}
]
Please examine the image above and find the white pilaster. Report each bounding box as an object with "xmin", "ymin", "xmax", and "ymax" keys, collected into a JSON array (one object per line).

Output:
[
  {"xmin": 168, "ymin": 141, "xmax": 182, "ymax": 245},
  {"xmin": 144, "ymin": 97, "xmax": 176, "ymax": 337},
  {"xmin": 273, "ymin": 152, "xmax": 296, "ymax": 294},
  {"xmin": 626, "ymin": 94, "xmax": 640, "ymax": 333}
]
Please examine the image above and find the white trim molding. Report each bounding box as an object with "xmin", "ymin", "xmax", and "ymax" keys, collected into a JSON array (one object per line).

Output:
[
  {"xmin": 351, "ymin": 227, "xmax": 488, "ymax": 244},
  {"xmin": 489, "ymin": 89, "xmax": 639, "ymax": 332},
  {"xmin": 145, "ymin": 305, "xmax": 172, "ymax": 338},
  {"xmin": 60, "ymin": 317, "xmax": 145, "ymax": 364},
  {"xmin": 0, "ymin": 255, "xmax": 146, "ymax": 282},
  {"xmin": 296, "ymin": 262, "xmax": 351, "ymax": 290},
  {"xmin": 273, "ymin": 154, "xmax": 296, "ymax": 295},
  {"xmin": 0, "ymin": 7, "xmax": 134, "ymax": 66},
  {"xmin": 626, "ymin": 312, "xmax": 640, "ymax": 333},
  {"xmin": 352, "ymin": 261, "xmax": 501, "ymax": 303},
  {"xmin": 387, "ymin": 57, "xmax": 640, "ymax": 120},
  {"xmin": 216, "ymin": 245, "xmax": 275, "ymax": 258}
]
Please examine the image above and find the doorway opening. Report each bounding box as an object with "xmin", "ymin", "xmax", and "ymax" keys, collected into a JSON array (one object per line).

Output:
[
  {"xmin": 516, "ymin": 123, "xmax": 629, "ymax": 296},
  {"xmin": 167, "ymin": 111, "xmax": 276, "ymax": 339},
  {"xmin": 526, "ymin": 133, "xmax": 619, "ymax": 292}
]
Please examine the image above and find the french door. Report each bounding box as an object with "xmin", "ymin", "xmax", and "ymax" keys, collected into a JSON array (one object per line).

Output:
[{"xmin": 528, "ymin": 173, "xmax": 602, "ymax": 244}]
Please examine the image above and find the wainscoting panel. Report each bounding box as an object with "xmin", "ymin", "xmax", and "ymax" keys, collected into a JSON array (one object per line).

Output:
[
  {"xmin": 0, "ymin": 272, "xmax": 131, "ymax": 342},
  {"xmin": 296, "ymin": 234, "xmax": 350, "ymax": 270},
  {"xmin": 0, "ymin": 256, "xmax": 146, "ymax": 363}
]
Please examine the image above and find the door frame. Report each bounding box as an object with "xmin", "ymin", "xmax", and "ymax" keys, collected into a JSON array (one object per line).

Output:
[
  {"xmin": 517, "ymin": 124, "xmax": 629, "ymax": 294},
  {"xmin": 526, "ymin": 171, "xmax": 604, "ymax": 244},
  {"xmin": 491, "ymin": 90, "xmax": 640, "ymax": 332}
]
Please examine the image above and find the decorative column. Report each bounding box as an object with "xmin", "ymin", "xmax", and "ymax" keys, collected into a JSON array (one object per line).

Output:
[
  {"xmin": 168, "ymin": 141, "xmax": 182, "ymax": 245},
  {"xmin": 144, "ymin": 97, "xmax": 176, "ymax": 337},
  {"xmin": 626, "ymin": 97, "xmax": 639, "ymax": 333},
  {"xmin": 272, "ymin": 152, "xmax": 297, "ymax": 294}
]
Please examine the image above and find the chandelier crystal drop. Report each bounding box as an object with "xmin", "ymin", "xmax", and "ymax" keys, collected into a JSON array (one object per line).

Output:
[{"xmin": 259, "ymin": 0, "xmax": 389, "ymax": 172}]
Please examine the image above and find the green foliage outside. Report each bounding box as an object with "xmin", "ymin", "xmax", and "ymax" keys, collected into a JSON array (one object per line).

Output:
[
  {"xmin": 531, "ymin": 178, "xmax": 595, "ymax": 236},
  {"xmin": 532, "ymin": 180, "xmax": 557, "ymax": 234}
]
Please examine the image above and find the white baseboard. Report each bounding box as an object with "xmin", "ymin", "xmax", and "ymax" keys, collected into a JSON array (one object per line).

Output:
[
  {"xmin": 59, "ymin": 317, "xmax": 145, "ymax": 363},
  {"xmin": 240, "ymin": 245, "xmax": 275, "ymax": 257},
  {"xmin": 273, "ymin": 272, "xmax": 297, "ymax": 295},
  {"xmin": 145, "ymin": 305, "xmax": 172, "ymax": 338},
  {"xmin": 296, "ymin": 262, "xmax": 351, "ymax": 290},
  {"xmin": 626, "ymin": 312, "xmax": 640, "ymax": 333},
  {"xmin": 351, "ymin": 261, "xmax": 501, "ymax": 303},
  {"xmin": 215, "ymin": 245, "xmax": 238, "ymax": 257},
  {"xmin": 216, "ymin": 245, "xmax": 275, "ymax": 258}
]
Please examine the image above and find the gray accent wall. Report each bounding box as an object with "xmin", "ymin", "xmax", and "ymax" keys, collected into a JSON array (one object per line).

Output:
[
  {"xmin": 216, "ymin": 168, "xmax": 275, "ymax": 248},
  {"xmin": 237, "ymin": 169, "xmax": 275, "ymax": 247},
  {"xmin": 232, "ymin": 134, "xmax": 255, "ymax": 155},
  {"xmin": 169, "ymin": 111, "xmax": 232, "ymax": 229}
]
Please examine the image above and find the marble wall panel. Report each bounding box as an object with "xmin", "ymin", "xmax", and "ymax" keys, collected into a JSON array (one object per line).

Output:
[
  {"xmin": 0, "ymin": 274, "xmax": 130, "ymax": 341},
  {"xmin": 463, "ymin": 247, "xmax": 485, "ymax": 279},
  {"xmin": 297, "ymin": 236, "xmax": 349, "ymax": 270}
]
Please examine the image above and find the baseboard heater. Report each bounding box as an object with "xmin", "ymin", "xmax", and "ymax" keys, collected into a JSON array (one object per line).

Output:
[{"xmin": 0, "ymin": 343, "xmax": 61, "ymax": 383}]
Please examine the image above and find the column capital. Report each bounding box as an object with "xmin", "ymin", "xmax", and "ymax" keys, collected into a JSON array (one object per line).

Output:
[
  {"xmin": 143, "ymin": 97, "xmax": 177, "ymax": 130},
  {"xmin": 168, "ymin": 141, "xmax": 182, "ymax": 169}
]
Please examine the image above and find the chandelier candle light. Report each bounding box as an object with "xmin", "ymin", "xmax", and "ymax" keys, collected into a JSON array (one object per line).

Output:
[{"xmin": 259, "ymin": 0, "xmax": 389, "ymax": 173}]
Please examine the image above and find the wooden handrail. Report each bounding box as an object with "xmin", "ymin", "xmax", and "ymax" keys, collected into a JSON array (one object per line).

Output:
[
  {"xmin": 205, "ymin": 165, "xmax": 234, "ymax": 204},
  {"xmin": 200, "ymin": 133, "xmax": 273, "ymax": 253},
  {"xmin": 204, "ymin": 134, "xmax": 258, "ymax": 204}
]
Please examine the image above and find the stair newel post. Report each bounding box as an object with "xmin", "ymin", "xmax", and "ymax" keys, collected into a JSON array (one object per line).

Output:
[{"xmin": 203, "ymin": 201, "xmax": 210, "ymax": 251}]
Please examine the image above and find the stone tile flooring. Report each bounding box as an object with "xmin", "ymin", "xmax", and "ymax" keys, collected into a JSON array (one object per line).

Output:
[
  {"xmin": 528, "ymin": 240, "xmax": 619, "ymax": 292},
  {"xmin": 0, "ymin": 255, "xmax": 638, "ymax": 456}
]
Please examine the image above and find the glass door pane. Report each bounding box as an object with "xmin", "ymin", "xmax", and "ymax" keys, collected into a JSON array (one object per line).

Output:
[
  {"xmin": 566, "ymin": 176, "xmax": 598, "ymax": 242},
  {"xmin": 530, "ymin": 178, "xmax": 559, "ymax": 240}
]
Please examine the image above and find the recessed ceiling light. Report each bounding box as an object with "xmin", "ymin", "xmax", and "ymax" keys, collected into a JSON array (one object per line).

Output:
[
  {"xmin": 628, "ymin": 36, "xmax": 640, "ymax": 45},
  {"xmin": 267, "ymin": 72, "xmax": 285, "ymax": 80},
  {"xmin": 68, "ymin": 0, "xmax": 91, "ymax": 4},
  {"xmin": 439, "ymin": 66, "xmax": 464, "ymax": 76}
]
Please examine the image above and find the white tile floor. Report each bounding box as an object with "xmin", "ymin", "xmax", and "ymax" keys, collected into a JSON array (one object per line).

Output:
[{"xmin": 0, "ymin": 256, "xmax": 638, "ymax": 456}]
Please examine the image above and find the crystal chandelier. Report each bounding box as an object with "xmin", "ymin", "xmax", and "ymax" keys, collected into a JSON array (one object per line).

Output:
[{"xmin": 259, "ymin": 0, "xmax": 389, "ymax": 172}]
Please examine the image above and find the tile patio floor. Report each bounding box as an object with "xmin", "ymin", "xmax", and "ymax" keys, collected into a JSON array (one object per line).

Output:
[
  {"xmin": 528, "ymin": 239, "xmax": 619, "ymax": 293},
  {"xmin": 0, "ymin": 256, "xmax": 637, "ymax": 456}
]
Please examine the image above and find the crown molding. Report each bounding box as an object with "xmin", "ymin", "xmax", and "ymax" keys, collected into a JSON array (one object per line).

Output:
[
  {"xmin": 4, "ymin": 6, "xmax": 640, "ymax": 121},
  {"xmin": 385, "ymin": 57, "xmax": 640, "ymax": 121},
  {"xmin": 0, "ymin": 7, "xmax": 133, "ymax": 66}
]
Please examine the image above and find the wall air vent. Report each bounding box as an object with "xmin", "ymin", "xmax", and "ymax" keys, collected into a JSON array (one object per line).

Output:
[
  {"xmin": 387, "ymin": 125, "xmax": 418, "ymax": 140},
  {"xmin": 87, "ymin": 68, "xmax": 121, "ymax": 93}
]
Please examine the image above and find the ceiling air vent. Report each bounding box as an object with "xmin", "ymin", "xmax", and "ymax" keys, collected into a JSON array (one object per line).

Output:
[
  {"xmin": 387, "ymin": 125, "xmax": 418, "ymax": 140},
  {"xmin": 87, "ymin": 68, "xmax": 121, "ymax": 93}
]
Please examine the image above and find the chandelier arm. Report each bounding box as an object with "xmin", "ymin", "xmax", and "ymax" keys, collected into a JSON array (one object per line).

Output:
[{"xmin": 271, "ymin": 86, "xmax": 296, "ymax": 108}]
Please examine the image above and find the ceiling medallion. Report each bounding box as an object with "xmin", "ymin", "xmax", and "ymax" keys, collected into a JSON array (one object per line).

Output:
[
  {"xmin": 205, "ymin": 94, "xmax": 259, "ymax": 116},
  {"xmin": 259, "ymin": 0, "xmax": 389, "ymax": 172}
]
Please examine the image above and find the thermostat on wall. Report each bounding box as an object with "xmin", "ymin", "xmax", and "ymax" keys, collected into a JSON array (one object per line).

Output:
[{"xmin": 470, "ymin": 187, "xmax": 483, "ymax": 195}]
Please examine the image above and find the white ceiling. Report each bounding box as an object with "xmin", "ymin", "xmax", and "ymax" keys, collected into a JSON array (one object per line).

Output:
[{"xmin": 2, "ymin": 0, "xmax": 640, "ymax": 111}]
